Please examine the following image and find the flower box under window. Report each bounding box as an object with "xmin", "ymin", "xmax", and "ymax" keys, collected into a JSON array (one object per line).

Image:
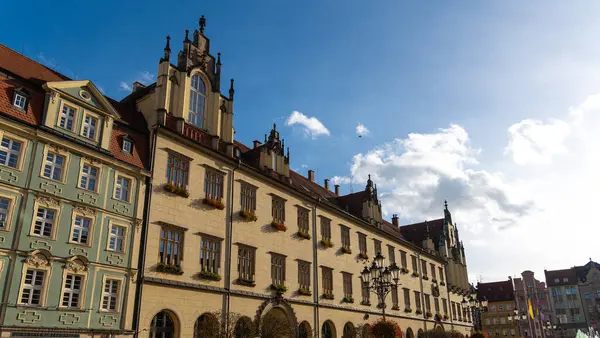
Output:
[
  {"xmin": 412, "ymin": 272, "xmax": 420, "ymax": 278},
  {"xmin": 426, "ymin": 311, "xmax": 433, "ymax": 318},
  {"xmin": 341, "ymin": 247, "xmax": 352, "ymax": 254},
  {"xmin": 404, "ymin": 308, "xmax": 412, "ymax": 313},
  {"xmin": 298, "ymin": 288, "xmax": 312, "ymax": 296},
  {"xmin": 297, "ymin": 230, "xmax": 311, "ymax": 240},
  {"xmin": 391, "ymin": 305, "xmax": 400, "ymax": 311},
  {"xmin": 236, "ymin": 278, "xmax": 256, "ymax": 287},
  {"xmin": 271, "ymin": 220, "xmax": 287, "ymax": 231},
  {"xmin": 198, "ymin": 270, "xmax": 221, "ymax": 281},
  {"xmin": 435, "ymin": 313, "xmax": 442, "ymax": 321},
  {"xmin": 401, "ymin": 267, "xmax": 410, "ymax": 274},
  {"xmin": 440, "ymin": 281, "xmax": 446, "ymax": 286},
  {"xmin": 239, "ymin": 210, "xmax": 258, "ymax": 221},
  {"xmin": 359, "ymin": 252, "xmax": 369, "ymax": 260},
  {"xmin": 156, "ymin": 263, "xmax": 184, "ymax": 275},
  {"xmin": 443, "ymin": 314, "xmax": 449, "ymax": 321},
  {"xmin": 320, "ymin": 239, "xmax": 333, "ymax": 248},
  {"xmin": 361, "ymin": 301, "xmax": 372, "ymax": 306},
  {"xmin": 322, "ymin": 293, "xmax": 334, "ymax": 300},
  {"xmin": 416, "ymin": 309, "xmax": 423, "ymax": 315},
  {"xmin": 203, "ymin": 197, "xmax": 225, "ymax": 210},
  {"xmin": 164, "ymin": 184, "xmax": 189, "ymax": 198},
  {"xmin": 271, "ymin": 283, "xmax": 287, "ymax": 295},
  {"xmin": 423, "ymin": 275, "xmax": 429, "ymax": 281},
  {"xmin": 342, "ymin": 296, "xmax": 354, "ymax": 303}
]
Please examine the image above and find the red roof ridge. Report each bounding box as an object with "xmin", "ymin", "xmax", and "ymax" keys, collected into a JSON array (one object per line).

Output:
[{"xmin": 0, "ymin": 44, "xmax": 70, "ymax": 82}]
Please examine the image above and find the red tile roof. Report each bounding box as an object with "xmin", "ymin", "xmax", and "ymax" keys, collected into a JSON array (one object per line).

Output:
[
  {"xmin": 477, "ymin": 280, "xmax": 515, "ymax": 302},
  {"xmin": 400, "ymin": 219, "xmax": 445, "ymax": 245},
  {"xmin": 0, "ymin": 44, "xmax": 148, "ymax": 170}
]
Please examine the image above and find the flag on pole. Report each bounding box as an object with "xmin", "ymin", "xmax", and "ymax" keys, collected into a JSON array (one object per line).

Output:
[{"xmin": 528, "ymin": 298, "xmax": 535, "ymax": 319}]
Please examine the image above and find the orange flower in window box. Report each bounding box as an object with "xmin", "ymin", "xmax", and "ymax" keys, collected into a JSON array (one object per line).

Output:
[
  {"xmin": 164, "ymin": 184, "xmax": 189, "ymax": 198},
  {"xmin": 271, "ymin": 220, "xmax": 287, "ymax": 231},
  {"xmin": 239, "ymin": 210, "xmax": 258, "ymax": 221},
  {"xmin": 203, "ymin": 197, "xmax": 225, "ymax": 210}
]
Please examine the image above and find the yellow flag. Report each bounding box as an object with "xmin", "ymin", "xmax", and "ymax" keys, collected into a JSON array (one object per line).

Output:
[{"xmin": 528, "ymin": 298, "xmax": 534, "ymax": 319}]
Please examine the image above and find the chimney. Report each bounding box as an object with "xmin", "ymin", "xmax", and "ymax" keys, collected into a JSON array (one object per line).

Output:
[
  {"xmin": 253, "ymin": 140, "xmax": 261, "ymax": 149},
  {"xmin": 392, "ymin": 214, "xmax": 399, "ymax": 227},
  {"xmin": 132, "ymin": 81, "xmax": 146, "ymax": 92},
  {"xmin": 308, "ymin": 170, "xmax": 314, "ymax": 182},
  {"xmin": 334, "ymin": 184, "xmax": 340, "ymax": 196},
  {"xmin": 324, "ymin": 179, "xmax": 329, "ymax": 191}
]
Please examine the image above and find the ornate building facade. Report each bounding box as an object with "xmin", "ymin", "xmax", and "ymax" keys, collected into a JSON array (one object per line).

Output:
[
  {"xmin": 128, "ymin": 18, "xmax": 475, "ymax": 337},
  {"xmin": 477, "ymin": 280, "xmax": 517, "ymax": 337},
  {"xmin": 0, "ymin": 45, "xmax": 150, "ymax": 337}
]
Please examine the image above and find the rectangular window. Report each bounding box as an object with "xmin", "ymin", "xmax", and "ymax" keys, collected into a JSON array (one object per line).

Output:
[
  {"xmin": 298, "ymin": 261, "xmax": 310, "ymax": 290},
  {"xmin": 411, "ymin": 255, "xmax": 418, "ymax": 272},
  {"xmin": 200, "ymin": 236, "xmax": 221, "ymax": 274},
  {"xmin": 0, "ymin": 137, "xmax": 22, "ymax": 168},
  {"xmin": 82, "ymin": 115, "xmax": 98, "ymax": 139},
  {"xmin": 424, "ymin": 294, "xmax": 431, "ymax": 312},
  {"xmin": 108, "ymin": 225, "xmax": 125, "ymax": 252},
  {"xmin": 392, "ymin": 287, "xmax": 399, "ymax": 306},
  {"xmin": 400, "ymin": 251, "xmax": 407, "ymax": 268},
  {"xmin": 122, "ymin": 139, "xmax": 132, "ymax": 153},
  {"xmin": 442, "ymin": 298, "xmax": 448, "ymax": 314},
  {"xmin": 421, "ymin": 259, "xmax": 428, "ymax": 277},
  {"xmin": 271, "ymin": 196, "xmax": 285, "ymax": 223},
  {"xmin": 388, "ymin": 245, "xmax": 396, "ymax": 264},
  {"xmin": 434, "ymin": 297, "xmax": 440, "ymax": 313},
  {"xmin": 320, "ymin": 217, "xmax": 331, "ymax": 241},
  {"xmin": 71, "ymin": 216, "xmax": 91, "ymax": 245},
  {"xmin": 20, "ymin": 269, "xmax": 45, "ymax": 305},
  {"xmin": 0, "ymin": 197, "xmax": 10, "ymax": 229},
  {"xmin": 403, "ymin": 288, "xmax": 411, "ymax": 308},
  {"xmin": 115, "ymin": 176, "xmax": 131, "ymax": 201},
  {"xmin": 240, "ymin": 183, "xmax": 256, "ymax": 212},
  {"xmin": 43, "ymin": 152, "xmax": 65, "ymax": 181},
  {"xmin": 322, "ymin": 267, "xmax": 333, "ymax": 296},
  {"xmin": 237, "ymin": 245, "xmax": 256, "ymax": 281},
  {"xmin": 33, "ymin": 207, "xmax": 55, "ymax": 237},
  {"xmin": 358, "ymin": 233, "xmax": 367, "ymax": 254},
  {"xmin": 59, "ymin": 104, "xmax": 76, "ymax": 131},
  {"xmin": 61, "ymin": 274, "xmax": 83, "ymax": 308},
  {"xmin": 79, "ymin": 164, "xmax": 99, "ymax": 191},
  {"xmin": 13, "ymin": 92, "xmax": 26, "ymax": 109},
  {"xmin": 415, "ymin": 291, "xmax": 421, "ymax": 310},
  {"xmin": 204, "ymin": 169, "xmax": 224, "ymax": 201},
  {"xmin": 499, "ymin": 304, "xmax": 504, "ymax": 311},
  {"xmin": 342, "ymin": 272, "xmax": 353, "ymax": 298},
  {"xmin": 297, "ymin": 207, "xmax": 309, "ymax": 233},
  {"xmin": 341, "ymin": 225, "xmax": 350, "ymax": 249},
  {"xmin": 362, "ymin": 280, "xmax": 370, "ymax": 304},
  {"xmin": 439, "ymin": 267, "xmax": 444, "ymax": 282},
  {"xmin": 431, "ymin": 263, "xmax": 437, "ymax": 280},
  {"xmin": 270, "ymin": 253, "xmax": 286, "ymax": 285},
  {"xmin": 452, "ymin": 302, "xmax": 457, "ymax": 319},
  {"xmin": 373, "ymin": 239, "xmax": 382, "ymax": 255},
  {"xmin": 101, "ymin": 279, "xmax": 120, "ymax": 312},
  {"xmin": 166, "ymin": 153, "xmax": 189, "ymax": 187},
  {"xmin": 159, "ymin": 226, "xmax": 183, "ymax": 266}
]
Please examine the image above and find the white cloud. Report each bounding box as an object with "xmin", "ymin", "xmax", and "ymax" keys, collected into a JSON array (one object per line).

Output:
[
  {"xmin": 505, "ymin": 118, "xmax": 571, "ymax": 165},
  {"xmin": 330, "ymin": 176, "xmax": 352, "ymax": 185},
  {"xmin": 37, "ymin": 52, "xmax": 57, "ymax": 69},
  {"xmin": 139, "ymin": 71, "xmax": 155, "ymax": 85},
  {"xmin": 119, "ymin": 81, "xmax": 132, "ymax": 92},
  {"xmin": 285, "ymin": 111, "xmax": 330, "ymax": 139},
  {"xmin": 356, "ymin": 123, "xmax": 369, "ymax": 137}
]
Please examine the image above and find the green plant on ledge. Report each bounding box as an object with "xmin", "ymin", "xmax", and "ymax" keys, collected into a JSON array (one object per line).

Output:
[
  {"xmin": 341, "ymin": 247, "xmax": 352, "ymax": 254},
  {"xmin": 422, "ymin": 275, "xmax": 429, "ymax": 281},
  {"xmin": 415, "ymin": 309, "xmax": 423, "ymax": 315},
  {"xmin": 342, "ymin": 296, "xmax": 354, "ymax": 303},
  {"xmin": 359, "ymin": 252, "xmax": 369, "ymax": 260},
  {"xmin": 296, "ymin": 230, "xmax": 311, "ymax": 240},
  {"xmin": 236, "ymin": 278, "xmax": 256, "ymax": 287},
  {"xmin": 156, "ymin": 263, "xmax": 183, "ymax": 275},
  {"xmin": 322, "ymin": 293, "xmax": 334, "ymax": 300},
  {"xmin": 401, "ymin": 267, "xmax": 409, "ymax": 274},
  {"xmin": 443, "ymin": 314, "xmax": 449, "ymax": 321},
  {"xmin": 440, "ymin": 281, "xmax": 446, "ymax": 286},
  {"xmin": 426, "ymin": 311, "xmax": 433, "ymax": 318},
  {"xmin": 391, "ymin": 305, "xmax": 400, "ymax": 311},
  {"xmin": 298, "ymin": 288, "xmax": 312, "ymax": 296},
  {"xmin": 434, "ymin": 313, "xmax": 442, "ymax": 321},
  {"xmin": 198, "ymin": 270, "xmax": 221, "ymax": 281},
  {"xmin": 361, "ymin": 300, "xmax": 371, "ymax": 306},
  {"xmin": 270, "ymin": 283, "xmax": 287, "ymax": 295},
  {"xmin": 163, "ymin": 184, "xmax": 189, "ymax": 198},
  {"xmin": 202, "ymin": 197, "xmax": 225, "ymax": 210},
  {"xmin": 271, "ymin": 220, "xmax": 287, "ymax": 231},
  {"xmin": 320, "ymin": 238, "xmax": 334, "ymax": 248},
  {"xmin": 412, "ymin": 272, "xmax": 420, "ymax": 277},
  {"xmin": 239, "ymin": 210, "xmax": 258, "ymax": 222},
  {"xmin": 404, "ymin": 308, "xmax": 412, "ymax": 313}
]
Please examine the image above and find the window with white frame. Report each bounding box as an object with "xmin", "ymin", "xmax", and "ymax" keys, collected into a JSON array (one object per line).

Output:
[
  {"xmin": 79, "ymin": 164, "xmax": 99, "ymax": 191},
  {"xmin": 0, "ymin": 197, "xmax": 10, "ymax": 229},
  {"xmin": 13, "ymin": 92, "xmax": 27, "ymax": 109},
  {"xmin": 200, "ymin": 236, "xmax": 221, "ymax": 274},
  {"xmin": 71, "ymin": 216, "xmax": 91, "ymax": 245},
  {"xmin": 59, "ymin": 104, "xmax": 76, "ymax": 131},
  {"xmin": 61, "ymin": 274, "xmax": 83, "ymax": 308},
  {"xmin": 101, "ymin": 279, "xmax": 120, "ymax": 312},
  {"xmin": 189, "ymin": 74, "xmax": 206, "ymax": 128},
  {"xmin": 115, "ymin": 175, "xmax": 131, "ymax": 201},
  {"xmin": 108, "ymin": 225, "xmax": 125, "ymax": 252},
  {"xmin": 122, "ymin": 138, "xmax": 132, "ymax": 153},
  {"xmin": 20, "ymin": 269, "xmax": 45, "ymax": 305},
  {"xmin": 82, "ymin": 115, "xmax": 98, "ymax": 139},
  {"xmin": 43, "ymin": 152, "xmax": 65, "ymax": 181},
  {"xmin": 0, "ymin": 137, "xmax": 22, "ymax": 168},
  {"xmin": 33, "ymin": 207, "xmax": 55, "ymax": 237}
]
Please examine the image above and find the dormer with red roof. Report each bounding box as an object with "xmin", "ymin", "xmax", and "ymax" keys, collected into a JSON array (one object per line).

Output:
[{"xmin": 333, "ymin": 175, "xmax": 383, "ymax": 227}]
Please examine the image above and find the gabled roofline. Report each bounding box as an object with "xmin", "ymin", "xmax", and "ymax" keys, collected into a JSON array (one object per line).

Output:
[{"xmin": 43, "ymin": 80, "xmax": 121, "ymax": 119}]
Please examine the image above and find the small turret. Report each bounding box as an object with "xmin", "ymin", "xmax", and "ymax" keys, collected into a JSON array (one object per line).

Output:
[
  {"xmin": 229, "ymin": 78, "xmax": 235, "ymax": 100},
  {"xmin": 162, "ymin": 35, "xmax": 171, "ymax": 62}
]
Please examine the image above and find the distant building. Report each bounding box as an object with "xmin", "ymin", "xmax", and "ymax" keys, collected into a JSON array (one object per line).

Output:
[
  {"xmin": 477, "ymin": 279, "xmax": 517, "ymax": 337},
  {"xmin": 513, "ymin": 271, "xmax": 552, "ymax": 338}
]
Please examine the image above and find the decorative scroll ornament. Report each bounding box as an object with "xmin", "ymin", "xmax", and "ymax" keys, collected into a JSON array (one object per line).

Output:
[
  {"xmin": 64, "ymin": 257, "xmax": 88, "ymax": 273},
  {"xmin": 36, "ymin": 196, "xmax": 60, "ymax": 207},
  {"xmin": 73, "ymin": 206, "xmax": 96, "ymax": 217},
  {"xmin": 25, "ymin": 253, "xmax": 52, "ymax": 268}
]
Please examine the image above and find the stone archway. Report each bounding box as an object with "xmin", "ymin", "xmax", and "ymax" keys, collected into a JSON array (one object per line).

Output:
[
  {"xmin": 195, "ymin": 312, "xmax": 219, "ymax": 338},
  {"xmin": 418, "ymin": 328, "xmax": 425, "ymax": 338},
  {"xmin": 343, "ymin": 322, "xmax": 356, "ymax": 338},
  {"xmin": 298, "ymin": 321, "xmax": 312, "ymax": 338},
  {"xmin": 435, "ymin": 323, "xmax": 445, "ymax": 332},
  {"xmin": 255, "ymin": 298, "xmax": 298, "ymax": 338},
  {"xmin": 150, "ymin": 310, "xmax": 179, "ymax": 338},
  {"xmin": 321, "ymin": 320, "xmax": 336, "ymax": 338}
]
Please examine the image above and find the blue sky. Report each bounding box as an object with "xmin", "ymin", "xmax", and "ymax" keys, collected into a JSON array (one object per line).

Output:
[{"xmin": 2, "ymin": 1, "xmax": 600, "ymax": 281}]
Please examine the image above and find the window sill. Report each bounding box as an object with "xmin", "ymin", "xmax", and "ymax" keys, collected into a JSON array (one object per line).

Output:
[
  {"xmin": 16, "ymin": 304, "xmax": 46, "ymax": 309},
  {"xmin": 112, "ymin": 197, "xmax": 132, "ymax": 204},
  {"xmin": 29, "ymin": 234, "xmax": 56, "ymax": 241},
  {"xmin": 77, "ymin": 187, "xmax": 100, "ymax": 195},
  {"xmin": 0, "ymin": 164, "xmax": 21, "ymax": 172},
  {"xmin": 106, "ymin": 249, "xmax": 125, "ymax": 255},
  {"xmin": 156, "ymin": 263, "xmax": 184, "ymax": 275},
  {"xmin": 99, "ymin": 310, "xmax": 121, "ymax": 315},
  {"xmin": 68, "ymin": 241, "xmax": 92, "ymax": 248},
  {"xmin": 236, "ymin": 278, "xmax": 256, "ymax": 287},
  {"xmin": 40, "ymin": 176, "xmax": 65, "ymax": 184},
  {"xmin": 197, "ymin": 271, "xmax": 222, "ymax": 281},
  {"xmin": 58, "ymin": 307, "xmax": 87, "ymax": 312}
]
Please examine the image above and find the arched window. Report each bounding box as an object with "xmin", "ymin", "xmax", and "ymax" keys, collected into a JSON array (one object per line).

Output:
[
  {"xmin": 343, "ymin": 322, "xmax": 356, "ymax": 337},
  {"xmin": 363, "ymin": 324, "xmax": 372, "ymax": 338},
  {"xmin": 234, "ymin": 316, "xmax": 253, "ymax": 338},
  {"xmin": 406, "ymin": 327, "xmax": 415, "ymax": 338},
  {"xmin": 150, "ymin": 311, "xmax": 175, "ymax": 338},
  {"xmin": 322, "ymin": 321, "xmax": 335, "ymax": 338},
  {"xmin": 299, "ymin": 321, "xmax": 312, "ymax": 338},
  {"xmin": 189, "ymin": 74, "xmax": 206, "ymax": 128},
  {"xmin": 195, "ymin": 313, "xmax": 219, "ymax": 338}
]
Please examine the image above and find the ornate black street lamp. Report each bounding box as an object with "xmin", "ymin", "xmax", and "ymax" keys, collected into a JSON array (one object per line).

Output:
[
  {"xmin": 461, "ymin": 295, "xmax": 488, "ymax": 331},
  {"xmin": 508, "ymin": 309, "xmax": 528, "ymax": 337},
  {"xmin": 361, "ymin": 252, "xmax": 401, "ymax": 320}
]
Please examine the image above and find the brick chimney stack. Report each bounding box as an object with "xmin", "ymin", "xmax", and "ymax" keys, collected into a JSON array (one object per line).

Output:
[
  {"xmin": 253, "ymin": 140, "xmax": 261, "ymax": 149},
  {"xmin": 308, "ymin": 170, "xmax": 314, "ymax": 182},
  {"xmin": 324, "ymin": 179, "xmax": 329, "ymax": 191},
  {"xmin": 392, "ymin": 214, "xmax": 399, "ymax": 227},
  {"xmin": 334, "ymin": 185, "xmax": 340, "ymax": 196}
]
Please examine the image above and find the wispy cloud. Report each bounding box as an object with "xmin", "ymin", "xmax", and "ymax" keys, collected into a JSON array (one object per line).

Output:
[
  {"xmin": 119, "ymin": 81, "xmax": 132, "ymax": 92},
  {"xmin": 330, "ymin": 176, "xmax": 352, "ymax": 185},
  {"xmin": 37, "ymin": 52, "xmax": 57, "ymax": 69},
  {"xmin": 138, "ymin": 71, "xmax": 155, "ymax": 85},
  {"xmin": 356, "ymin": 123, "xmax": 369, "ymax": 137},
  {"xmin": 285, "ymin": 111, "xmax": 330, "ymax": 139}
]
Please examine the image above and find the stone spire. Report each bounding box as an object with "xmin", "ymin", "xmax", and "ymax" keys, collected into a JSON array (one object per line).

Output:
[
  {"xmin": 199, "ymin": 15, "xmax": 206, "ymax": 35},
  {"xmin": 162, "ymin": 35, "xmax": 171, "ymax": 62},
  {"xmin": 229, "ymin": 78, "xmax": 235, "ymax": 100}
]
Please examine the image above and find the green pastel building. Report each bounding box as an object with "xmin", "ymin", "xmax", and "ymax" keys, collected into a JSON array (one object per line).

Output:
[{"xmin": 0, "ymin": 45, "xmax": 150, "ymax": 337}]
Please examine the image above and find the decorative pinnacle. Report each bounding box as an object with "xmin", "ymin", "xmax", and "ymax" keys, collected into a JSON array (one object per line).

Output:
[
  {"xmin": 184, "ymin": 29, "xmax": 190, "ymax": 42},
  {"xmin": 444, "ymin": 199, "xmax": 448, "ymax": 210},
  {"xmin": 165, "ymin": 35, "xmax": 171, "ymax": 50},
  {"xmin": 229, "ymin": 78, "xmax": 235, "ymax": 100},
  {"xmin": 217, "ymin": 52, "xmax": 221, "ymax": 65},
  {"xmin": 199, "ymin": 15, "xmax": 206, "ymax": 34}
]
